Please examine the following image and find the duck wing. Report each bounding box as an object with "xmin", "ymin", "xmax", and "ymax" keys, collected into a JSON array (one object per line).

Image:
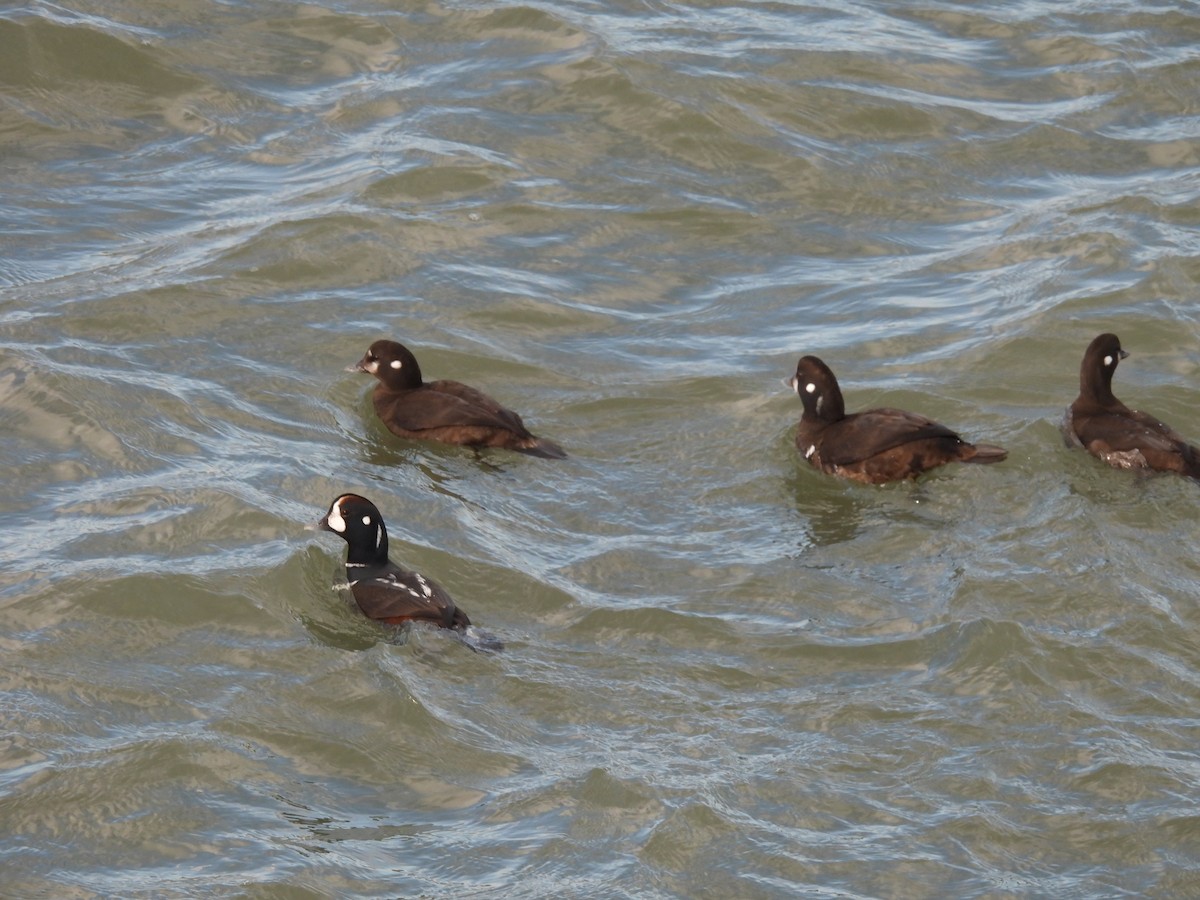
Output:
[
  {"xmin": 816, "ymin": 408, "xmax": 964, "ymax": 467},
  {"xmin": 350, "ymin": 564, "xmax": 467, "ymax": 627},
  {"xmin": 1074, "ymin": 407, "xmax": 1200, "ymax": 474},
  {"xmin": 375, "ymin": 381, "xmax": 531, "ymax": 435}
]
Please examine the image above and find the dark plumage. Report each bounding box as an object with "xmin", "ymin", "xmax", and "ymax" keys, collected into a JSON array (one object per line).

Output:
[
  {"xmin": 1063, "ymin": 333, "xmax": 1200, "ymax": 477},
  {"xmin": 788, "ymin": 355, "xmax": 1008, "ymax": 484},
  {"xmin": 350, "ymin": 339, "xmax": 566, "ymax": 459},
  {"xmin": 316, "ymin": 493, "xmax": 470, "ymax": 630}
]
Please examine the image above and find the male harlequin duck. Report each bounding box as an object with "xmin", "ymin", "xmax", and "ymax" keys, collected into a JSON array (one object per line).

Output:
[
  {"xmin": 1063, "ymin": 333, "xmax": 1200, "ymax": 477},
  {"xmin": 350, "ymin": 339, "xmax": 566, "ymax": 459},
  {"xmin": 788, "ymin": 355, "xmax": 1008, "ymax": 484},
  {"xmin": 316, "ymin": 493, "xmax": 471, "ymax": 631}
]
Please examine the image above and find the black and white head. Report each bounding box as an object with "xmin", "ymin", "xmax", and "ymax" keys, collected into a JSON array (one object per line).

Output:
[
  {"xmin": 349, "ymin": 340, "xmax": 423, "ymax": 390},
  {"xmin": 1080, "ymin": 333, "xmax": 1129, "ymax": 402},
  {"xmin": 788, "ymin": 355, "xmax": 846, "ymax": 423},
  {"xmin": 317, "ymin": 493, "xmax": 389, "ymax": 565}
]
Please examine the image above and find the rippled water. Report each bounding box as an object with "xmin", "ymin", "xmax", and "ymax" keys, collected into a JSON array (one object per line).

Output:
[{"xmin": 4, "ymin": 0, "xmax": 1200, "ymax": 895}]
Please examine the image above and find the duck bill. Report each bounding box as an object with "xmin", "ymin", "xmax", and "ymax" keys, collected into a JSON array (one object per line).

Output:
[{"xmin": 346, "ymin": 353, "xmax": 379, "ymax": 374}]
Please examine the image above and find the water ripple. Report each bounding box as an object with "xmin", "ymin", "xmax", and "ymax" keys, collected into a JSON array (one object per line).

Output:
[{"xmin": 3, "ymin": 0, "xmax": 1200, "ymax": 896}]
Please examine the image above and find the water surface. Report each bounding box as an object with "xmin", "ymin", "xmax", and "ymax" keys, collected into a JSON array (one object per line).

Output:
[{"xmin": 3, "ymin": 0, "xmax": 1200, "ymax": 896}]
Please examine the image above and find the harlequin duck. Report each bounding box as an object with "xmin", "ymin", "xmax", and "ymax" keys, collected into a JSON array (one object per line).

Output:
[
  {"xmin": 1063, "ymin": 333, "xmax": 1200, "ymax": 477},
  {"xmin": 316, "ymin": 493, "xmax": 471, "ymax": 630},
  {"xmin": 788, "ymin": 355, "xmax": 1008, "ymax": 484},
  {"xmin": 350, "ymin": 339, "xmax": 567, "ymax": 459}
]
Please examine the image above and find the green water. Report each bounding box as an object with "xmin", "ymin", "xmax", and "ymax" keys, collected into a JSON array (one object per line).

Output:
[{"xmin": 3, "ymin": 0, "xmax": 1200, "ymax": 896}]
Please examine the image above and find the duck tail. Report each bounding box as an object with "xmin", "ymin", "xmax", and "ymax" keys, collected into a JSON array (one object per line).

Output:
[
  {"xmin": 962, "ymin": 443, "xmax": 1008, "ymax": 464},
  {"xmin": 519, "ymin": 437, "xmax": 568, "ymax": 459}
]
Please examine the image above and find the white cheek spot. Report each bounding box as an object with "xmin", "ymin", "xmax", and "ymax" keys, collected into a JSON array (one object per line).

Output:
[
  {"xmin": 390, "ymin": 359, "xmax": 402, "ymax": 369},
  {"xmin": 326, "ymin": 507, "xmax": 346, "ymax": 533},
  {"xmin": 1104, "ymin": 355, "xmax": 1113, "ymax": 366},
  {"xmin": 365, "ymin": 359, "xmax": 380, "ymax": 374},
  {"xmin": 362, "ymin": 515, "xmax": 372, "ymax": 525},
  {"xmin": 805, "ymin": 383, "xmax": 816, "ymax": 394},
  {"xmin": 805, "ymin": 444, "xmax": 817, "ymax": 459}
]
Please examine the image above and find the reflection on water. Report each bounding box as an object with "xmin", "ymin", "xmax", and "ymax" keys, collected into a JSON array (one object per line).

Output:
[{"xmin": 3, "ymin": 0, "xmax": 1200, "ymax": 895}]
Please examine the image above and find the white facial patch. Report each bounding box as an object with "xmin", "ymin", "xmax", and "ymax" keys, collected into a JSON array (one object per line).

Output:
[
  {"xmin": 805, "ymin": 382, "xmax": 816, "ymax": 394},
  {"xmin": 362, "ymin": 515, "xmax": 371, "ymax": 525},
  {"xmin": 364, "ymin": 359, "xmax": 380, "ymax": 374},
  {"xmin": 326, "ymin": 505, "xmax": 346, "ymax": 533},
  {"xmin": 390, "ymin": 359, "xmax": 402, "ymax": 369},
  {"xmin": 1103, "ymin": 355, "xmax": 1113, "ymax": 366},
  {"xmin": 805, "ymin": 444, "xmax": 817, "ymax": 459}
]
